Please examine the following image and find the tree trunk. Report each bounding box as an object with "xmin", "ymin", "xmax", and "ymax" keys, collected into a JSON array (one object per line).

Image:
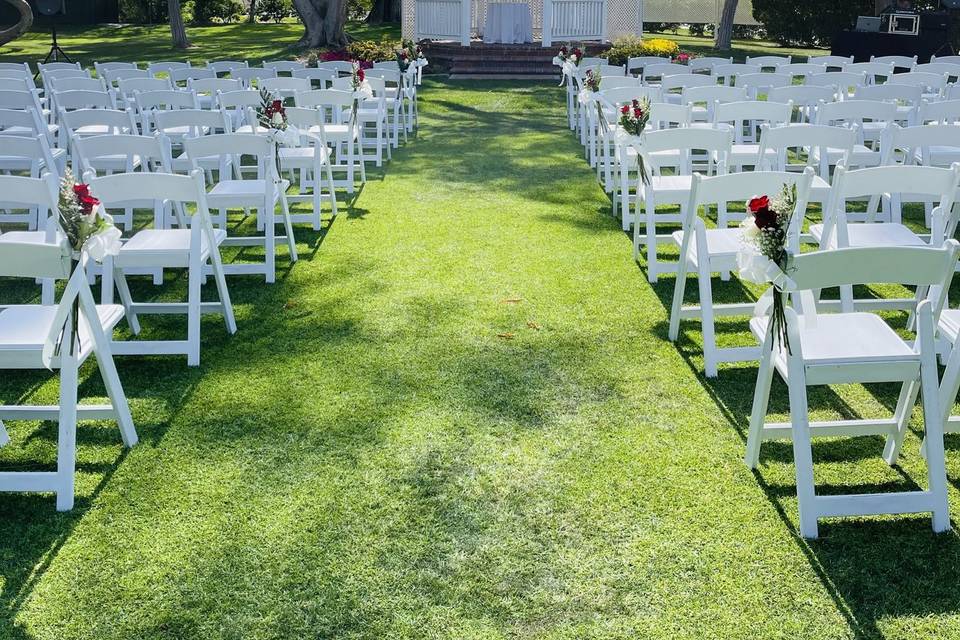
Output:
[
  {"xmin": 714, "ymin": 0, "xmax": 738, "ymax": 50},
  {"xmin": 168, "ymin": 0, "xmax": 190, "ymax": 48},
  {"xmin": 248, "ymin": 0, "xmax": 258, "ymax": 23},
  {"xmin": 366, "ymin": 0, "xmax": 401, "ymax": 24},
  {"xmin": 0, "ymin": 0, "xmax": 32, "ymax": 47},
  {"xmin": 292, "ymin": 0, "xmax": 348, "ymax": 48}
]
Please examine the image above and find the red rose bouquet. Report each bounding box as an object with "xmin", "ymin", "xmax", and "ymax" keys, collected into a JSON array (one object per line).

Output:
[
  {"xmin": 618, "ymin": 96, "xmax": 652, "ymax": 184},
  {"xmin": 737, "ymin": 183, "xmax": 799, "ymax": 351}
]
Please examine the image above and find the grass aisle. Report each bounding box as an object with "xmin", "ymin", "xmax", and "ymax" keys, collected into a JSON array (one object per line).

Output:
[{"xmin": 2, "ymin": 79, "xmax": 960, "ymax": 639}]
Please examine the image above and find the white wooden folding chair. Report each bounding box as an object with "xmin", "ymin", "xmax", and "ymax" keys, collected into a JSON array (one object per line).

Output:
[
  {"xmin": 294, "ymin": 89, "xmax": 366, "ymax": 193},
  {"xmin": 258, "ymin": 76, "xmax": 312, "ymax": 100},
  {"xmin": 744, "ymin": 243, "xmax": 958, "ymax": 539},
  {"xmin": 262, "ymin": 60, "xmax": 305, "ymax": 76},
  {"xmin": 735, "ymin": 73, "xmax": 791, "ymax": 99},
  {"xmin": 88, "ymin": 170, "xmax": 236, "ymax": 366},
  {"xmin": 207, "ymin": 60, "xmax": 249, "ymax": 77},
  {"xmin": 292, "ymin": 67, "xmax": 338, "ymax": 90},
  {"xmin": 744, "ymin": 55, "xmax": 791, "ymax": 71},
  {"xmin": 134, "ymin": 89, "xmax": 200, "ymax": 134},
  {"xmin": 147, "ymin": 61, "xmax": 192, "ymax": 77},
  {"xmin": 870, "ymin": 54, "xmax": 917, "ymax": 71},
  {"xmin": 0, "ymin": 136, "xmax": 62, "ymax": 229},
  {"xmin": 153, "ymin": 108, "xmax": 232, "ymax": 174},
  {"xmin": 845, "ymin": 61, "xmax": 895, "ymax": 85},
  {"xmin": 184, "ymin": 133, "xmax": 298, "ymax": 283},
  {"xmin": 280, "ymin": 106, "xmax": 339, "ymax": 228},
  {"xmin": 711, "ymin": 62, "xmax": 760, "ymax": 87},
  {"xmin": 188, "ymin": 77, "xmax": 241, "ymax": 109},
  {"xmin": 806, "ymin": 54, "xmax": 852, "ymax": 71},
  {"xmin": 680, "ymin": 84, "xmax": 746, "ymax": 123},
  {"xmin": 630, "ymin": 127, "xmax": 732, "ymax": 282},
  {"xmin": 813, "ymin": 99, "xmax": 896, "ymax": 168},
  {"xmin": 669, "ymin": 168, "xmax": 814, "ymax": 377},
  {"xmin": 712, "ymin": 100, "xmax": 791, "ymax": 174},
  {"xmin": 688, "ymin": 56, "xmax": 732, "ymax": 74},
  {"xmin": 626, "ymin": 56, "xmax": 669, "ymax": 77},
  {"xmin": 331, "ymin": 76, "xmax": 390, "ymax": 166},
  {"xmin": 0, "ymin": 239, "xmax": 137, "ymax": 511}
]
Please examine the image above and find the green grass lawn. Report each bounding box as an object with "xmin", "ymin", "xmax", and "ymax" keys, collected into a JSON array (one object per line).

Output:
[
  {"xmin": 645, "ymin": 27, "xmax": 827, "ymax": 61},
  {"xmin": 1, "ymin": 25, "xmax": 960, "ymax": 640}
]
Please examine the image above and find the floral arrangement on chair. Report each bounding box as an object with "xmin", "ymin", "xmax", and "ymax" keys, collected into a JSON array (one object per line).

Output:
[
  {"xmin": 618, "ymin": 97, "xmax": 651, "ymax": 183},
  {"xmin": 674, "ymin": 52, "xmax": 695, "ymax": 64},
  {"xmin": 256, "ymin": 88, "xmax": 300, "ymax": 180},
  {"xmin": 56, "ymin": 168, "xmax": 122, "ymax": 355},
  {"xmin": 553, "ymin": 45, "xmax": 583, "ymax": 84},
  {"xmin": 583, "ymin": 67, "xmax": 601, "ymax": 93},
  {"xmin": 737, "ymin": 184, "xmax": 799, "ymax": 352}
]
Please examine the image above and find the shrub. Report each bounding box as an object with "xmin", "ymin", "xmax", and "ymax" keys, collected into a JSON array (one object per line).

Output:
[
  {"xmin": 751, "ymin": 0, "xmax": 871, "ymax": 46},
  {"xmin": 191, "ymin": 0, "xmax": 244, "ymax": 24},
  {"xmin": 258, "ymin": 0, "xmax": 293, "ymax": 23},
  {"xmin": 119, "ymin": 0, "xmax": 167, "ymax": 23},
  {"xmin": 346, "ymin": 37, "xmax": 401, "ymax": 63},
  {"xmin": 603, "ymin": 35, "xmax": 679, "ymax": 66}
]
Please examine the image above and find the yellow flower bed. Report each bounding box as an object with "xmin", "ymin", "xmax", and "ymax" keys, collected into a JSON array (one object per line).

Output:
[
  {"xmin": 639, "ymin": 38, "xmax": 680, "ymax": 57},
  {"xmin": 603, "ymin": 35, "xmax": 681, "ymax": 66}
]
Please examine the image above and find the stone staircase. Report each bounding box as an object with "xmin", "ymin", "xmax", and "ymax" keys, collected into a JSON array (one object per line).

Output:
[{"xmin": 421, "ymin": 41, "xmax": 610, "ymax": 79}]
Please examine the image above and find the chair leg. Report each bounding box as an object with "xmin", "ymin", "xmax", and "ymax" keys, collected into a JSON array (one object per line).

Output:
[
  {"xmin": 918, "ymin": 315, "xmax": 951, "ymax": 533},
  {"xmin": 646, "ymin": 200, "xmax": 658, "ymax": 283},
  {"xmin": 265, "ymin": 202, "xmax": 276, "ymax": 284},
  {"xmin": 668, "ymin": 256, "xmax": 688, "ymax": 342},
  {"xmin": 325, "ymin": 160, "xmax": 338, "ymax": 218},
  {"xmin": 279, "ymin": 194, "xmax": 298, "ymax": 263},
  {"xmin": 55, "ymin": 350, "xmax": 79, "ymax": 512},
  {"xmin": 698, "ymin": 259, "xmax": 718, "ymax": 378},
  {"xmin": 114, "ymin": 271, "xmax": 141, "ymax": 335},
  {"xmin": 787, "ymin": 359, "xmax": 819, "ymax": 540},
  {"xmin": 187, "ymin": 253, "xmax": 201, "ymax": 367},
  {"xmin": 632, "ymin": 193, "xmax": 642, "ymax": 260},
  {"xmin": 883, "ymin": 379, "xmax": 920, "ymax": 465},
  {"xmin": 744, "ymin": 335, "xmax": 776, "ymax": 469}
]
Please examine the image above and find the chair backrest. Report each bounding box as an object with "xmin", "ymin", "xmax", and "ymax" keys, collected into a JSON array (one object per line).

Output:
[
  {"xmin": 294, "ymin": 88, "xmax": 354, "ymax": 112},
  {"xmin": 75, "ymin": 133, "xmax": 174, "ymax": 176},
  {"xmin": 592, "ymin": 64, "xmax": 624, "ymax": 77},
  {"xmin": 283, "ymin": 106, "xmax": 330, "ymax": 147},
  {"xmin": 134, "ymin": 89, "xmax": 199, "ymax": 132},
  {"xmin": 373, "ymin": 60, "xmax": 401, "ymax": 71},
  {"xmin": 0, "ymin": 237, "xmax": 71, "ymax": 283},
  {"xmin": 681, "ymin": 85, "xmax": 747, "ymax": 108},
  {"xmin": 598, "ymin": 76, "xmax": 642, "ymax": 89},
  {"xmin": 757, "ymin": 123, "xmax": 856, "ymax": 176},
  {"xmin": 886, "ymin": 71, "xmax": 948, "ymax": 93},
  {"xmin": 94, "ymin": 61, "xmax": 138, "ymax": 76},
  {"xmin": 643, "ymin": 62, "xmax": 692, "ymax": 82},
  {"xmin": 207, "ymin": 60, "xmax": 249, "ymax": 76},
  {"xmin": 824, "ymin": 164, "xmax": 960, "ymax": 247},
  {"xmin": 597, "ymin": 86, "xmax": 661, "ymax": 108},
  {"xmin": 645, "ymin": 102, "xmax": 692, "ymax": 129},
  {"xmin": 188, "ymin": 77, "xmax": 242, "ymax": 98},
  {"xmin": 684, "ymin": 168, "xmax": 814, "ymax": 249},
  {"xmin": 660, "ymin": 74, "xmax": 715, "ymax": 96},
  {"xmin": 736, "ymin": 73, "xmax": 792, "ymax": 97},
  {"xmin": 258, "ymin": 76, "xmax": 312, "ymax": 97},
  {"xmin": 0, "ymin": 134, "xmax": 59, "ymax": 179},
  {"xmin": 913, "ymin": 99, "xmax": 960, "ymax": 125},
  {"xmin": 59, "ymin": 107, "xmax": 139, "ymax": 138},
  {"xmin": 0, "ymin": 89, "xmax": 43, "ymax": 112},
  {"xmin": 711, "ymin": 63, "xmax": 761, "ymax": 86},
  {"xmin": 50, "ymin": 76, "xmax": 108, "ymax": 94},
  {"xmin": 148, "ymin": 61, "xmax": 192, "ymax": 76},
  {"xmin": 744, "ymin": 55, "xmax": 791, "ymax": 70},
  {"xmin": 635, "ymin": 126, "xmax": 732, "ymax": 174},
  {"xmin": 183, "ymin": 133, "xmax": 276, "ymax": 180},
  {"xmin": 880, "ymin": 123, "xmax": 960, "ymax": 167},
  {"xmin": 767, "ymin": 85, "xmax": 836, "ymax": 122},
  {"xmin": 806, "ymin": 54, "xmax": 853, "ymax": 70},
  {"xmin": 42, "ymin": 68, "xmax": 90, "ymax": 85},
  {"xmin": 914, "ymin": 62, "xmax": 960, "ymax": 81},
  {"xmin": 170, "ymin": 67, "xmax": 216, "ymax": 85},
  {"xmin": 53, "ymin": 89, "xmax": 116, "ymax": 111},
  {"xmin": 0, "ymin": 173, "xmax": 62, "ymax": 256},
  {"xmin": 102, "ymin": 67, "xmax": 151, "ymax": 88},
  {"xmin": 931, "ymin": 54, "xmax": 960, "ymax": 64},
  {"xmin": 117, "ymin": 76, "xmax": 172, "ymax": 100},
  {"xmin": 688, "ymin": 56, "xmax": 732, "ymax": 73},
  {"xmin": 626, "ymin": 56, "xmax": 670, "ymax": 75},
  {"xmin": 845, "ymin": 61, "xmax": 895, "ymax": 84},
  {"xmin": 232, "ymin": 67, "xmax": 278, "ymax": 87},
  {"xmin": 153, "ymin": 108, "xmax": 232, "ymax": 140},
  {"xmin": 780, "ymin": 62, "xmax": 826, "ymax": 80},
  {"xmin": 578, "ymin": 57, "xmax": 606, "ymax": 68},
  {"xmin": 0, "ymin": 76, "xmax": 33, "ymax": 92},
  {"xmin": 854, "ymin": 82, "xmax": 923, "ymax": 106},
  {"xmin": 713, "ymin": 100, "xmax": 792, "ymax": 143},
  {"xmin": 262, "ymin": 60, "xmax": 306, "ymax": 75},
  {"xmin": 814, "ymin": 99, "xmax": 897, "ymax": 131},
  {"xmin": 806, "ymin": 71, "xmax": 867, "ymax": 96},
  {"xmin": 316, "ymin": 60, "xmax": 355, "ymax": 74},
  {"xmin": 0, "ymin": 107, "xmax": 45, "ymax": 136},
  {"xmin": 870, "ymin": 54, "xmax": 917, "ymax": 71},
  {"xmin": 292, "ymin": 67, "xmax": 338, "ymax": 89},
  {"xmin": 38, "ymin": 61, "xmax": 82, "ymax": 74},
  {"xmin": 216, "ymin": 88, "xmax": 262, "ymax": 114},
  {"xmin": 0, "ymin": 62, "xmax": 31, "ymax": 76}
]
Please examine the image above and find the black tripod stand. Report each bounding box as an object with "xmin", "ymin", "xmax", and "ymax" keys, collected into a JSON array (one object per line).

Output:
[{"xmin": 41, "ymin": 23, "xmax": 72, "ymax": 64}]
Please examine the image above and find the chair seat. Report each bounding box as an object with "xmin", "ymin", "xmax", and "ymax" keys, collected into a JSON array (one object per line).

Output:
[
  {"xmin": 120, "ymin": 227, "xmax": 226, "ymax": 259},
  {"xmin": 0, "ymin": 303, "xmax": 125, "ymax": 363},
  {"xmin": 278, "ymin": 146, "xmax": 331, "ymax": 163},
  {"xmin": 0, "ymin": 231, "xmax": 49, "ymax": 243},
  {"xmin": 809, "ymin": 175, "xmax": 832, "ymax": 203},
  {"xmin": 917, "ymin": 146, "xmax": 960, "ymax": 166},
  {"xmin": 207, "ymin": 179, "xmax": 287, "ymax": 207},
  {"xmin": 671, "ymin": 227, "xmax": 742, "ymax": 265},
  {"xmin": 750, "ymin": 312, "xmax": 917, "ymax": 368},
  {"xmin": 809, "ymin": 222, "xmax": 925, "ymax": 249},
  {"xmin": 648, "ymin": 174, "xmax": 693, "ymax": 193}
]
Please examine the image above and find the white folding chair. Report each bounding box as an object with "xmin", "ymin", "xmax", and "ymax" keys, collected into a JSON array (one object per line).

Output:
[
  {"xmin": 331, "ymin": 76, "xmax": 390, "ymax": 166},
  {"xmin": 88, "ymin": 170, "xmax": 236, "ymax": 366},
  {"xmin": 258, "ymin": 76, "xmax": 312, "ymax": 100},
  {"xmin": 744, "ymin": 243, "xmax": 958, "ymax": 539},
  {"xmin": 262, "ymin": 60, "xmax": 305, "ymax": 76},
  {"xmin": 870, "ymin": 54, "xmax": 918, "ymax": 71},
  {"xmin": 806, "ymin": 54, "xmax": 852, "ymax": 71},
  {"xmin": 735, "ymin": 73, "xmax": 791, "ymax": 99},
  {"xmin": 744, "ymin": 55, "xmax": 791, "ymax": 71},
  {"xmin": 153, "ymin": 108, "xmax": 232, "ymax": 173},
  {"xmin": 630, "ymin": 127, "xmax": 732, "ymax": 281},
  {"xmin": 0, "ymin": 238, "xmax": 137, "ymax": 511},
  {"xmin": 280, "ymin": 106, "xmax": 339, "ymax": 228},
  {"xmin": 0, "ymin": 135, "xmax": 63, "ymax": 230},
  {"xmin": 767, "ymin": 85, "xmax": 836, "ymax": 123},
  {"xmin": 813, "ymin": 100, "xmax": 896, "ymax": 168},
  {"xmin": 184, "ymin": 133, "xmax": 298, "ymax": 283},
  {"xmin": 626, "ymin": 56, "xmax": 670, "ymax": 77},
  {"xmin": 134, "ymin": 89, "xmax": 200, "ymax": 134},
  {"xmin": 688, "ymin": 56, "xmax": 732, "ymax": 74},
  {"xmin": 712, "ymin": 100, "xmax": 791, "ymax": 174},
  {"xmin": 711, "ymin": 63, "xmax": 760, "ymax": 87},
  {"xmin": 293, "ymin": 89, "xmax": 366, "ymax": 192},
  {"xmin": 845, "ymin": 61, "xmax": 895, "ymax": 85},
  {"xmin": 680, "ymin": 84, "xmax": 746, "ymax": 122},
  {"xmin": 207, "ymin": 60, "xmax": 249, "ymax": 77}
]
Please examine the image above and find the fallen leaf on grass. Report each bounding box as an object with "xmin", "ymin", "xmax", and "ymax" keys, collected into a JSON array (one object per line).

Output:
[
  {"xmin": 500, "ymin": 297, "xmax": 523, "ymax": 304},
  {"xmin": 497, "ymin": 332, "xmax": 515, "ymax": 340},
  {"xmin": 526, "ymin": 321, "xmax": 541, "ymax": 330},
  {"xmin": 283, "ymin": 300, "xmax": 297, "ymax": 310}
]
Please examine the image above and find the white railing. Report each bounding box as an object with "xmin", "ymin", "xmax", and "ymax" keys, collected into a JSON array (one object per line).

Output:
[
  {"xmin": 543, "ymin": 0, "xmax": 605, "ymax": 46},
  {"xmin": 416, "ymin": 0, "xmax": 471, "ymax": 45}
]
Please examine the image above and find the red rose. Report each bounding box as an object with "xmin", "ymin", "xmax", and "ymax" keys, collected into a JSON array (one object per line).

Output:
[
  {"xmin": 748, "ymin": 195, "xmax": 769, "ymax": 213},
  {"xmin": 633, "ymin": 107, "xmax": 642, "ymax": 118},
  {"xmin": 753, "ymin": 206, "xmax": 777, "ymax": 230},
  {"xmin": 73, "ymin": 183, "xmax": 91, "ymax": 199},
  {"xmin": 559, "ymin": 46, "xmax": 567, "ymax": 54},
  {"xmin": 357, "ymin": 68, "xmax": 365, "ymax": 81},
  {"xmin": 621, "ymin": 104, "xmax": 629, "ymax": 114},
  {"xmin": 632, "ymin": 99, "xmax": 639, "ymax": 107}
]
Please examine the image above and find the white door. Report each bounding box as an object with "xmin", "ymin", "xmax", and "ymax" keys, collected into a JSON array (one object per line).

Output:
[
  {"xmin": 416, "ymin": 0, "xmax": 472, "ymax": 46},
  {"xmin": 542, "ymin": 0, "xmax": 607, "ymax": 47}
]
